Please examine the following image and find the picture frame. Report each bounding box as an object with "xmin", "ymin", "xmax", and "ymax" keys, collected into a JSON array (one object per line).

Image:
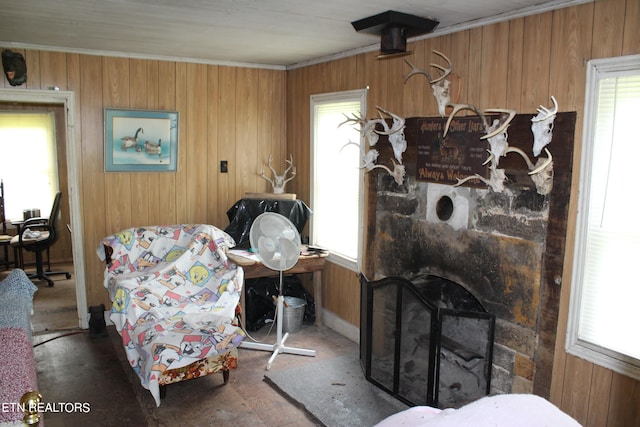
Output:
[{"xmin": 104, "ymin": 108, "xmax": 179, "ymax": 172}]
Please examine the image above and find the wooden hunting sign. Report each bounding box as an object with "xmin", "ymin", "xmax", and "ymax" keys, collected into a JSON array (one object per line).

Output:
[{"xmin": 414, "ymin": 116, "xmax": 489, "ymax": 187}]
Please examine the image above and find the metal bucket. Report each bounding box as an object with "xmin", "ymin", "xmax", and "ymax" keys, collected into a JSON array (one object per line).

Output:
[{"xmin": 282, "ymin": 296, "xmax": 306, "ymax": 334}]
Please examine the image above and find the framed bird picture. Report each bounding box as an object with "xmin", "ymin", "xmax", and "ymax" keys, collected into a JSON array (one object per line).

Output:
[{"xmin": 104, "ymin": 108, "xmax": 179, "ymax": 172}]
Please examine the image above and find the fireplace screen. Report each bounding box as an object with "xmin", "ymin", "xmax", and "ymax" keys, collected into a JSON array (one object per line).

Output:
[{"xmin": 360, "ymin": 274, "xmax": 495, "ymax": 409}]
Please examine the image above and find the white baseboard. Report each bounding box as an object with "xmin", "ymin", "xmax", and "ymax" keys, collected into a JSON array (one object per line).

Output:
[{"xmin": 321, "ymin": 309, "xmax": 360, "ymax": 344}]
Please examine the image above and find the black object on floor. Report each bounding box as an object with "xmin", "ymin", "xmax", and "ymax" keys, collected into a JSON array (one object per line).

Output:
[{"xmin": 88, "ymin": 304, "xmax": 108, "ymax": 338}]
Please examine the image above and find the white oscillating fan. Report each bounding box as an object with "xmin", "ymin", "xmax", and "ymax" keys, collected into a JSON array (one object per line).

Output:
[{"xmin": 239, "ymin": 212, "xmax": 316, "ymax": 369}]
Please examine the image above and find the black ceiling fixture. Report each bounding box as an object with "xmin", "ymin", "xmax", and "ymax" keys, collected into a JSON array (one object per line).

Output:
[{"xmin": 351, "ymin": 10, "xmax": 439, "ymax": 59}]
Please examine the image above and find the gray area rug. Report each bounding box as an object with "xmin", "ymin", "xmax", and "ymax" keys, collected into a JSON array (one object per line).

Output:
[{"xmin": 264, "ymin": 354, "xmax": 409, "ymax": 427}]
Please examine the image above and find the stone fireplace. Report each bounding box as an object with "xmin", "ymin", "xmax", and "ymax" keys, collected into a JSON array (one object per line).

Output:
[{"xmin": 361, "ymin": 113, "xmax": 576, "ymax": 399}]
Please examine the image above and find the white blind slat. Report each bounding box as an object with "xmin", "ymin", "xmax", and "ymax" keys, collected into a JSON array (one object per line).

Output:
[{"xmin": 577, "ymin": 73, "xmax": 640, "ymax": 361}]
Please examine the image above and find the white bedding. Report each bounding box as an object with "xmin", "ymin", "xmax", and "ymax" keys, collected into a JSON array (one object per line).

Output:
[{"xmin": 375, "ymin": 394, "xmax": 582, "ymax": 427}]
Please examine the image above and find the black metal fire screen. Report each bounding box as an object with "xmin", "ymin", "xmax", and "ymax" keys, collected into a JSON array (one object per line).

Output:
[{"xmin": 360, "ymin": 274, "xmax": 495, "ymax": 409}]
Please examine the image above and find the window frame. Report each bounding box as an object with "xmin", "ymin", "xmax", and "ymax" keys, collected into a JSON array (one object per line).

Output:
[
  {"xmin": 309, "ymin": 89, "xmax": 367, "ymax": 272},
  {"xmin": 566, "ymin": 53, "xmax": 640, "ymax": 380}
]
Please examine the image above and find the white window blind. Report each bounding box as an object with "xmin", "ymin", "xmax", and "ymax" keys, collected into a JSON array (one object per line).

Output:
[
  {"xmin": 0, "ymin": 112, "xmax": 59, "ymax": 220},
  {"xmin": 567, "ymin": 54, "xmax": 640, "ymax": 379},
  {"xmin": 310, "ymin": 90, "xmax": 366, "ymax": 271}
]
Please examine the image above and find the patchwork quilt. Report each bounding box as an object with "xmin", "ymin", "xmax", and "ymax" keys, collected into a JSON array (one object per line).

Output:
[{"xmin": 98, "ymin": 224, "xmax": 245, "ymax": 406}]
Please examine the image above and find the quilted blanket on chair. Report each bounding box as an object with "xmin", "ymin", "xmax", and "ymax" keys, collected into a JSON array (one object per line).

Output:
[{"xmin": 98, "ymin": 224, "xmax": 245, "ymax": 406}]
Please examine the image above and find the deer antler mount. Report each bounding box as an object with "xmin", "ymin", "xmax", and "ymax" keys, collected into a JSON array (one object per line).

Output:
[{"xmin": 259, "ymin": 154, "xmax": 296, "ymax": 194}]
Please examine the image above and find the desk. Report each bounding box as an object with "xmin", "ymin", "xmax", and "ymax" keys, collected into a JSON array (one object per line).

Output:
[{"xmin": 228, "ymin": 251, "xmax": 327, "ymax": 327}]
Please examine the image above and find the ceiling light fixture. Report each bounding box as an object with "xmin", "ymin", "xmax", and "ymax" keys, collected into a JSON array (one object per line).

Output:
[{"xmin": 351, "ymin": 10, "xmax": 439, "ymax": 59}]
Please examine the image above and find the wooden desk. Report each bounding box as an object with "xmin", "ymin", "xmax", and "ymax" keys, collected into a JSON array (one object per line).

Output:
[{"xmin": 228, "ymin": 251, "xmax": 327, "ymax": 327}]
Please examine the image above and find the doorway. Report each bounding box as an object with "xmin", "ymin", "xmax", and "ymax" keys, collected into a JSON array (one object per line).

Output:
[{"xmin": 0, "ymin": 89, "xmax": 87, "ymax": 329}]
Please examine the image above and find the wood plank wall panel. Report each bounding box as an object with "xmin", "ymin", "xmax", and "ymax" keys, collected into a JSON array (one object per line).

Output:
[
  {"xmin": 548, "ymin": 1, "xmax": 593, "ymax": 404},
  {"xmin": 103, "ymin": 57, "xmax": 132, "ymax": 235},
  {"xmin": 587, "ymin": 365, "xmax": 613, "ymax": 427},
  {"xmin": 402, "ymin": 40, "xmax": 426, "ymax": 117},
  {"xmin": 78, "ymin": 54, "xmax": 107, "ymax": 305},
  {"xmin": 129, "ymin": 59, "xmax": 151, "ymax": 226},
  {"xmin": 206, "ymin": 66, "xmax": 221, "ymax": 226},
  {"xmin": 155, "ymin": 61, "xmax": 177, "ymax": 224},
  {"xmin": 185, "ymin": 63, "xmax": 209, "ymax": 224},
  {"xmin": 146, "ymin": 60, "xmax": 166, "ymax": 226},
  {"xmin": 174, "ymin": 62, "xmax": 189, "ymax": 223},
  {"xmin": 217, "ymin": 66, "xmax": 237, "ymax": 211},
  {"xmin": 1, "ymin": 48, "xmax": 286, "ymax": 308},
  {"xmin": 480, "ymin": 22, "xmax": 510, "ymax": 108},
  {"xmin": 520, "ymin": 13, "xmax": 553, "ymax": 111},
  {"xmin": 322, "ymin": 262, "xmax": 360, "ymax": 326},
  {"xmin": 506, "ymin": 18, "xmax": 525, "ymax": 111},
  {"xmin": 286, "ymin": 0, "xmax": 640, "ymax": 424},
  {"xmin": 622, "ymin": 0, "xmax": 640, "ymax": 56}
]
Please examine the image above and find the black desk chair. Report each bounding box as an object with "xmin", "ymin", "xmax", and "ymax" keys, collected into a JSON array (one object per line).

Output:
[{"xmin": 10, "ymin": 192, "xmax": 72, "ymax": 286}]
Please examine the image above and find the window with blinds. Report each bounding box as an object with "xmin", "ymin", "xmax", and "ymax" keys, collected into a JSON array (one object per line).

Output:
[
  {"xmin": 310, "ymin": 89, "xmax": 366, "ymax": 271},
  {"xmin": 567, "ymin": 54, "xmax": 640, "ymax": 380},
  {"xmin": 0, "ymin": 112, "xmax": 59, "ymax": 220}
]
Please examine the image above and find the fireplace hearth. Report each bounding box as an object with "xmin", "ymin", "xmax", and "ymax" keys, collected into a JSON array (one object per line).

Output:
[{"xmin": 360, "ymin": 274, "xmax": 495, "ymax": 409}]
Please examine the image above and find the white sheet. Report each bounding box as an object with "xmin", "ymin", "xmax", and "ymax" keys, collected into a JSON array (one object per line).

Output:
[{"xmin": 375, "ymin": 394, "xmax": 582, "ymax": 427}]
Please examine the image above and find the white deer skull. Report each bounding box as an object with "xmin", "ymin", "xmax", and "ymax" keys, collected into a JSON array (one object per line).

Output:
[
  {"xmin": 361, "ymin": 149, "xmax": 380, "ymax": 170},
  {"xmin": 370, "ymin": 159, "xmax": 406, "ymax": 186},
  {"xmin": 259, "ymin": 154, "xmax": 296, "ymax": 194},
  {"xmin": 531, "ymin": 96, "xmax": 558, "ymax": 156},
  {"xmin": 403, "ymin": 50, "xmax": 453, "ymax": 117},
  {"xmin": 503, "ymin": 146, "xmax": 554, "ymax": 195},
  {"xmin": 455, "ymin": 162, "xmax": 507, "ymax": 193},
  {"xmin": 374, "ymin": 106, "xmax": 407, "ymax": 164}
]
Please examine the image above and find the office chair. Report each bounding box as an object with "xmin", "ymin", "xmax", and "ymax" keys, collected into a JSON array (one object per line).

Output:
[{"xmin": 11, "ymin": 192, "xmax": 72, "ymax": 286}]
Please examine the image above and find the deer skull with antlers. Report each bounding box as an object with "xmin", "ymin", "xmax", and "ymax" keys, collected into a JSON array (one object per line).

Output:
[
  {"xmin": 339, "ymin": 107, "xmax": 407, "ymax": 184},
  {"xmin": 531, "ymin": 96, "xmax": 558, "ymax": 157},
  {"xmin": 445, "ymin": 102, "xmax": 553, "ymax": 194},
  {"xmin": 259, "ymin": 154, "xmax": 296, "ymax": 194},
  {"xmin": 404, "ymin": 50, "xmax": 453, "ymax": 117},
  {"xmin": 374, "ymin": 106, "xmax": 407, "ymax": 164}
]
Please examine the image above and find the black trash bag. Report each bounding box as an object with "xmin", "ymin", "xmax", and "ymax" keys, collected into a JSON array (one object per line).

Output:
[
  {"xmin": 244, "ymin": 275, "xmax": 315, "ymax": 331},
  {"xmin": 225, "ymin": 198, "xmax": 312, "ymax": 249}
]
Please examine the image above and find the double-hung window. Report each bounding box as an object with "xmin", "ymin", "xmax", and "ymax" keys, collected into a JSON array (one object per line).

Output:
[
  {"xmin": 0, "ymin": 112, "xmax": 59, "ymax": 220},
  {"xmin": 310, "ymin": 89, "xmax": 367, "ymax": 272},
  {"xmin": 567, "ymin": 54, "xmax": 640, "ymax": 380}
]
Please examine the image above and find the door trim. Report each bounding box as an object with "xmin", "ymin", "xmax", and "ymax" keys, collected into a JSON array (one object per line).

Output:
[{"xmin": 0, "ymin": 88, "xmax": 88, "ymax": 328}]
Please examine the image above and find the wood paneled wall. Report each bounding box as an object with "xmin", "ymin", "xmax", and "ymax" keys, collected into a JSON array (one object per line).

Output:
[
  {"xmin": 287, "ymin": 0, "xmax": 640, "ymax": 425},
  {"xmin": 0, "ymin": 50, "xmax": 287, "ymax": 307},
  {"xmin": 2, "ymin": 0, "xmax": 639, "ymax": 423}
]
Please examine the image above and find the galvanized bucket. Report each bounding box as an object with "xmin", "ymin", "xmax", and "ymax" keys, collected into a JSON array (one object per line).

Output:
[{"xmin": 282, "ymin": 296, "xmax": 306, "ymax": 333}]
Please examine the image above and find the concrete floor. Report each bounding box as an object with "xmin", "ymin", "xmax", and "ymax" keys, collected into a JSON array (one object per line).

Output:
[{"xmin": 25, "ymin": 264, "xmax": 365, "ymax": 427}]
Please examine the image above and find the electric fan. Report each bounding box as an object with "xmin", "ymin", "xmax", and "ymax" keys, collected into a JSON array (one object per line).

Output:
[{"xmin": 239, "ymin": 212, "xmax": 316, "ymax": 369}]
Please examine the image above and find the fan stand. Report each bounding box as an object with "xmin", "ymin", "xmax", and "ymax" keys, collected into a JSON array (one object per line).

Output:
[{"xmin": 240, "ymin": 270, "xmax": 316, "ymax": 370}]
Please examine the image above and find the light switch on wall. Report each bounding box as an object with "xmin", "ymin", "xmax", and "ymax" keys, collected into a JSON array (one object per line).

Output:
[{"xmin": 220, "ymin": 160, "xmax": 228, "ymax": 173}]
